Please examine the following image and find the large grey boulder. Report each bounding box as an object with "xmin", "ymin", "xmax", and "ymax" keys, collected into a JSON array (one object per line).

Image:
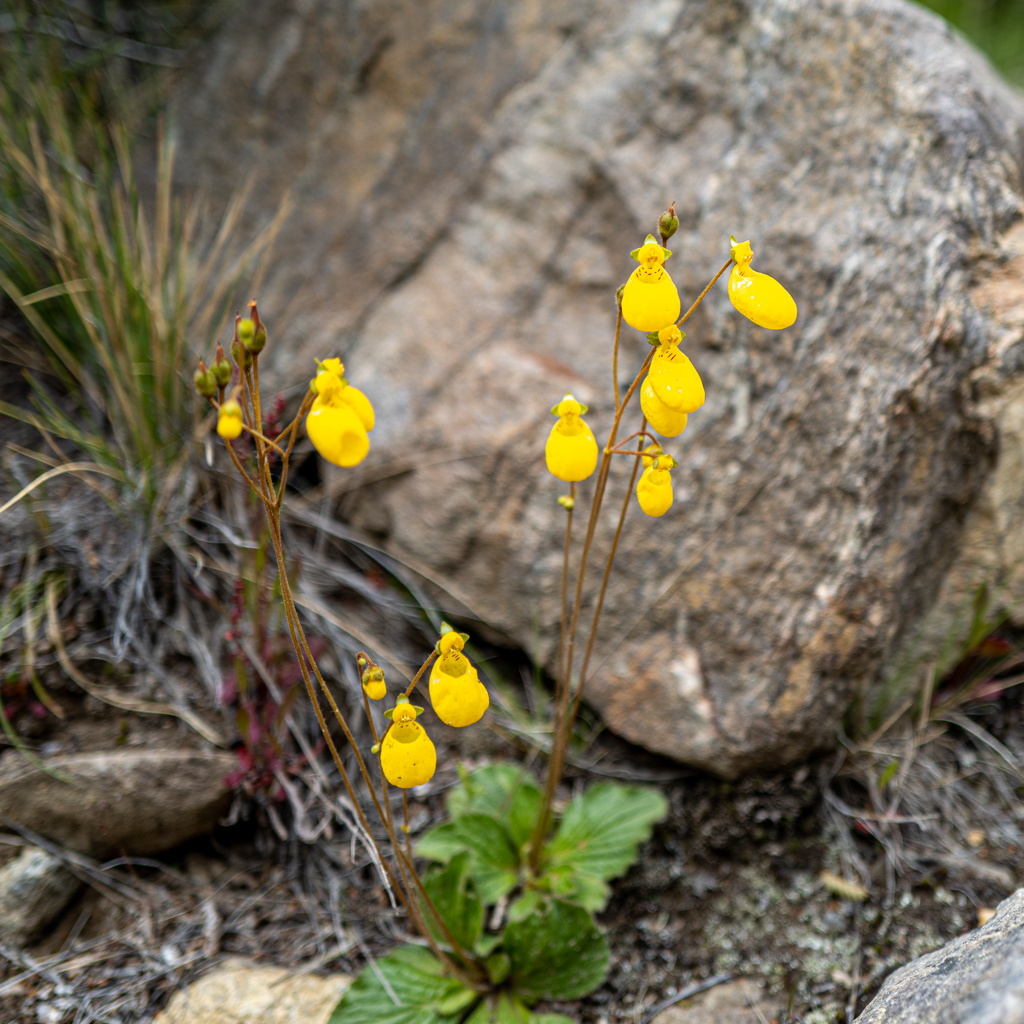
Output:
[
  {"xmin": 170, "ymin": 0, "xmax": 1024, "ymax": 775},
  {"xmin": 855, "ymin": 888, "xmax": 1024, "ymax": 1023}
]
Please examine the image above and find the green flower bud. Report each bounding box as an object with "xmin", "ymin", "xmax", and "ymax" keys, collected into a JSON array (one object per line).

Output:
[
  {"xmin": 251, "ymin": 322, "xmax": 267, "ymax": 353},
  {"xmin": 231, "ymin": 339, "xmax": 253, "ymax": 370},
  {"xmin": 658, "ymin": 203, "xmax": 678, "ymax": 244},
  {"xmin": 212, "ymin": 358, "xmax": 232, "ymax": 388},
  {"xmin": 238, "ymin": 318, "xmax": 257, "ymax": 348},
  {"xmin": 193, "ymin": 363, "xmax": 217, "ymax": 398}
]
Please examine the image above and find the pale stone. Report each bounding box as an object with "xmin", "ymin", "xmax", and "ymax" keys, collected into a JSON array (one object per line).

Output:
[{"xmin": 155, "ymin": 960, "xmax": 352, "ymax": 1024}]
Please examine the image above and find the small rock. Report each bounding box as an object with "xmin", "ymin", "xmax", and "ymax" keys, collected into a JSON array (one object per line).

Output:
[
  {"xmin": 154, "ymin": 959, "xmax": 352, "ymax": 1024},
  {"xmin": 855, "ymin": 888, "xmax": 1024, "ymax": 1024},
  {"xmin": 0, "ymin": 750, "xmax": 236, "ymax": 858},
  {"xmin": 653, "ymin": 979, "xmax": 785, "ymax": 1024},
  {"xmin": 0, "ymin": 846, "xmax": 80, "ymax": 945}
]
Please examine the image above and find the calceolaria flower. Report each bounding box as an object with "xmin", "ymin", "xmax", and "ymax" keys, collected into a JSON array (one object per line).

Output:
[
  {"xmin": 644, "ymin": 324, "xmax": 704, "ymax": 430},
  {"xmin": 728, "ymin": 236, "xmax": 797, "ymax": 330},
  {"xmin": 305, "ymin": 358, "xmax": 375, "ymax": 467},
  {"xmin": 545, "ymin": 393, "xmax": 598, "ymax": 482},
  {"xmin": 217, "ymin": 398, "xmax": 244, "ymax": 441},
  {"xmin": 380, "ymin": 696, "xmax": 436, "ymax": 788},
  {"xmin": 359, "ymin": 657, "xmax": 387, "ymax": 701},
  {"xmin": 636, "ymin": 452, "xmax": 678, "ymax": 518},
  {"xmin": 621, "ymin": 234, "xmax": 681, "ymax": 333},
  {"xmin": 429, "ymin": 623, "xmax": 489, "ymax": 727}
]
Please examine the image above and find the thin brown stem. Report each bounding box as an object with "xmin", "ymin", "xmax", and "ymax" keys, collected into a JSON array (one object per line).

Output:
[
  {"xmin": 612, "ymin": 307, "xmax": 622, "ymax": 412},
  {"xmin": 607, "ymin": 429, "xmax": 660, "ymax": 454},
  {"xmin": 570, "ymin": 419, "xmax": 647, "ymax": 734},
  {"xmin": 531, "ymin": 255, "xmax": 730, "ymax": 871},
  {"xmin": 404, "ymin": 650, "xmax": 437, "ymax": 698},
  {"xmin": 529, "ymin": 350, "xmax": 652, "ymax": 870},
  {"xmin": 402, "ymin": 790, "xmax": 413, "ymax": 861},
  {"xmin": 275, "ymin": 391, "xmax": 315, "ymax": 506},
  {"xmin": 224, "ymin": 438, "xmax": 269, "ymax": 502},
  {"xmin": 362, "ymin": 687, "xmax": 380, "ymax": 745},
  {"xmin": 554, "ymin": 482, "xmax": 576, "ymax": 725}
]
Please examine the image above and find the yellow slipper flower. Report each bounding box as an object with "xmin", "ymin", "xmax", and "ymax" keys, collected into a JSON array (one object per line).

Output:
[
  {"xmin": 360, "ymin": 660, "xmax": 387, "ymax": 701},
  {"xmin": 728, "ymin": 236, "xmax": 797, "ymax": 330},
  {"xmin": 429, "ymin": 624, "xmax": 489, "ymax": 727},
  {"xmin": 640, "ymin": 376, "xmax": 688, "ymax": 437},
  {"xmin": 217, "ymin": 398, "xmax": 244, "ymax": 441},
  {"xmin": 636, "ymin": 453, "xmax": 678, "ymax": 517},
  {"xmin": 621, "ymin": 235, "xmax": 681, "ymax": 333},
  {"xmin": 648, "ymin": 325, "xmax": 705, "ymax": 413},
  {"xmin": 545, "ymin": 393, "xmax": 598, "ymax": 482},
  {"xmin": 305, "ymin": 358, "xmax": 375, "ymax": 467},
  {"xmin": 380, "ymin": 696, "xmax": 436, "ymax": 788}
]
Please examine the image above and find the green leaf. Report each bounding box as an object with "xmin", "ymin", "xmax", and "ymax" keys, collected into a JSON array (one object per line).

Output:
[
  {"xmin": 449, "ymin": 766, "xmax": 539, "ymax": 823},
  {"xmin": 507, "ymin": 783, "xmax": 542, "ymax": 851},
  {"xmin": 544, "ymin": 784, "xmax": 667, "ymax": 909},
  {"xmin": 328, "ymin": 945, "xmax": 476, "ymax": 1024},
  {"xmin": 531, "ymin": 1016, "xmax": 578, "ymax": 1024},
  {"xmin": 504, "ymin": 900, "xmax": 609, "ymax": 1001},
  {"xmin": 464, "ymin": 993, "xmax": 531, "ymax": 1024},
  {"xmin": 507, "ymin": 888, "xmax": 546, "ymax": 924},
  {"xmin": 417, "ymin": 823, "xmax": 468, "ymax": 862},
  {"xmin": 418, "ymin": 814, "xmax": 519, "ymax": 905},
  {"xmin": 421, "ymin": 852, "xmax": 483, "ymax": 951}
]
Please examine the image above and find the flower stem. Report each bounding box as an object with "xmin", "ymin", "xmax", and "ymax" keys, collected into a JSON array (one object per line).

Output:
[{"xmin": 404, "ymin": 649, "xmax": 437, "ymax": 698}]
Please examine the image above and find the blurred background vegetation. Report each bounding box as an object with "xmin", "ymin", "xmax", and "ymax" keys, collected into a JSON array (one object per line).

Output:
[{"xmin": 917, "ymin": 0, "xmax": 1024, "ymax": 86}]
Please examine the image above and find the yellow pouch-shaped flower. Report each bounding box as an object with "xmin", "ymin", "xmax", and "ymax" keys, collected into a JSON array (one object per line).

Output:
[
  {"xmin": 361, "ymin": 665, "xmax": 386, "ymax": 701},
  {"xmin": 640, "ymin": 376, "xmax": 688, "ymax": 437},
  {"xmin": 636, "ymin": 454, "xmax": 676, "ymax": 517},
  {"xmin": 545, "ymin": 394, "xmax": 598, "ymax": 482},
  {"xmin": 306, "ymin": 358, "xmax": 375, "ymax": 467},
  {"xmin": 306, "ymin": 400, "xmax": 370, "ymax": 467},
  {"xmin": 728, "ymin": 237, "xmax": 797, "ymax": 330},
  {"xmin": 217, "ymin": 398, "xmax": 244, "ymax": 441},
  {"xmin": 648, "ymin": 325, "xmax": 704, "ymax": 413},
  {"xmin": 621, "ymin": 236, "xmax": 681, "ymax": 333},
  {"xmin": 429, "ymin": 629, "xmax": 489, "ymax": 727},
  {"xmin": 381, "ymin": 699, "xmax": 436, "ymax": 788}
]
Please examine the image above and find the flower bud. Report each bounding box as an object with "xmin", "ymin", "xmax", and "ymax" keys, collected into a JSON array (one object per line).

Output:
[
  {"xmin": 238, "ymin": 318, "xmax": 256, "ymax": 348},
  {"xmin": 557, "ymin": 494, "xmax": 575, "ymax": 510},
  {"xmin": 211, "ymin": 344, "xmax": 232, "ymax": 387},
  {"xmin": 193, "ymin": 362, "xmax": 217, "ymax": 398},
  {"xmin": 658, "ymin": 203, "xmax": 678, "ymax": 245},
  {"xmin": 231, "ymin": 338, "xmax": 253, "ymax": 370}
]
